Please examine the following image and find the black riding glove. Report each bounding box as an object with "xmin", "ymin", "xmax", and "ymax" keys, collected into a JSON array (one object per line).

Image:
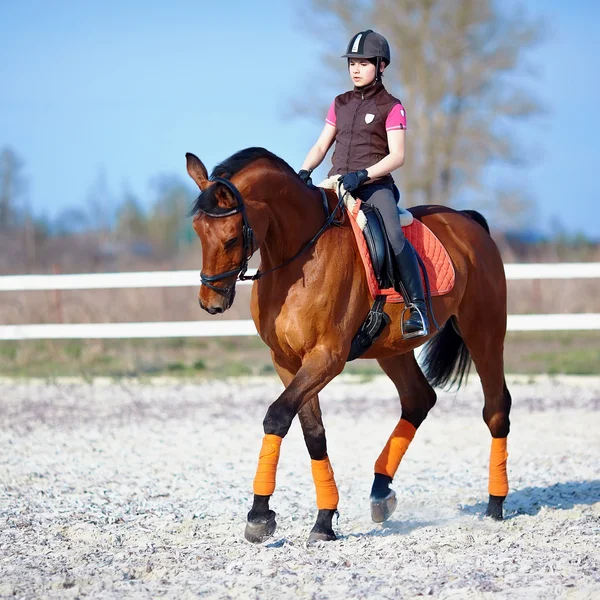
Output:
[
  {"xmin": 340, "ymin": 169, "xmax": 369, "ymax": 193},
  {"xmin": 297, "ymin": 169, "xmax": 313, "ymax": 186}
]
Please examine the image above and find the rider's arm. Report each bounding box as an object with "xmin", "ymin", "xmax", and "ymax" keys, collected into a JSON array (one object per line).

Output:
[
  {"xmin": 301, "ymin": 122, "xmax": 337, "ymax": 172},
  {"xmin": 365, "ymin": 128, "xmax": 405, "ymax": 180},
  {"xmin": 364, "ymin": 103, "xmax": 407, "ymax": 180}
]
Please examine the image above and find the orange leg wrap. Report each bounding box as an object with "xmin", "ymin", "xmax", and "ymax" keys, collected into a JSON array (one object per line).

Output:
[
  {"xmin": 374, "ymin": 418, "xmax": 417, "ymax": 479},
  {"xmin": 489, "ymin": 437, "xmax": 509, "ymax": 497},
  {"xmin": 253, "ymin": 434, "xmax": 282, "ymax": 496},
  {"xmin": 311, "ymin": 457, "xmax": 339, "ymax": 510}
]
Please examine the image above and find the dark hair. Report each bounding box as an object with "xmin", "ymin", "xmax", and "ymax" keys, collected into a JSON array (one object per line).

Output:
[
  {"xmin": 368, "ymin": 57, "xmax": 385, "ymax": 77},
  {"xmin": 190, "ymin": 147, "xmax": 294, "ymax": 217},
  {"xmin": 348, "ymin": 57, "xmax": 385, "ymax": 78}
]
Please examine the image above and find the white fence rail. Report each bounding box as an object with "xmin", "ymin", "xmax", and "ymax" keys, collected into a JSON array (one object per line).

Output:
[
  {"xmin": 2, "ymin": 263, "xmax": 600, "ymax": 292},
  {"xmin": 0, "ymin": 320, "xmax": 258, "ymax": 341},
  {"xmin": 1, "ymin": 264, "xmax": 599, "ymax": 340}
]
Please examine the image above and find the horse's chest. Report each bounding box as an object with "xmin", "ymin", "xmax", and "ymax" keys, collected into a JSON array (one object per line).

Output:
[{"xmin": 252, "ymin": 283, "xmax": 323, "ymax": 354}]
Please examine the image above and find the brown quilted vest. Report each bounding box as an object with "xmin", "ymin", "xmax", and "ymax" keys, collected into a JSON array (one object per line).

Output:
[{"xmin": 329, "ymin": 81, "xmax": 401, "ymax": 185}]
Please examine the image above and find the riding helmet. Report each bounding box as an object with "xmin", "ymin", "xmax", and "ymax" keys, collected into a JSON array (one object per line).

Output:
[{"xmin": 342, "ymin": 30, "xmax": 391, "ymax": 66}]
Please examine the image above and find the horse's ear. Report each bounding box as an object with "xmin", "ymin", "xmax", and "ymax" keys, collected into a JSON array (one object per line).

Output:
[
  {"xmin": 214, "ymin": 184, "xmax": 237, "ymax": 209},
  {"xmin": 186, "ymin": 152, "xmax": 209, "ymax": 190}
]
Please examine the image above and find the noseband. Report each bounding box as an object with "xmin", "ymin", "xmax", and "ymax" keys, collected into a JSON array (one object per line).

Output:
[{"xmin": 196, "ymin": 176, "xmax": 345, "ymax": 297}]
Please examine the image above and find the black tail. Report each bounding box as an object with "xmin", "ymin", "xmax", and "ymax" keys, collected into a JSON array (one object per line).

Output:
[
  {"xmin": 420, "ymin": 318, "xmax": 471, "ymax": 390},
  {"xmin": 420, "ymin": 209, "xmax": 486, "ymax": 389},
  {"xmin": 461, "ymin": 209, "xmax": 490, "ymax": 234}
]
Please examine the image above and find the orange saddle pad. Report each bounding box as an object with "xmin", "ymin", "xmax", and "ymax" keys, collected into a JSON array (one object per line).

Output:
[{"xmin": 347, "ymin": 199, "xmax": 455, "ymax": 303}]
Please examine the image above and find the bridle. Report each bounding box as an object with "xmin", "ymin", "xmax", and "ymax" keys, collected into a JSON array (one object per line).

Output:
[
  {"xmin": 195, "ymin": 176, "xmax": 345, "ymax": 297},
  {"xmin": 196, "ymin": 177, "xmax": 255, "ymax": 297}
]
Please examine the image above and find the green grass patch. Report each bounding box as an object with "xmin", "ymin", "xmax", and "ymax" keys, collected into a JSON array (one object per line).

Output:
[
  {"xmin": 526, "ymin": 348, "xmax": 600, "ymax": 375},
  {"xmin": 63, "ymin": 341, "xmax": 83, "ymax": 359},
  {"xmin": 217, "ymin": 361, "xmax": 253, "ymax": 377},
  {"xmin": 503, "ymin": 330, "xmax": 600, "ymax": 375},
  {"xmin": 166, "ymin": 361, "xmax": 186, "ymax": 372},
  {"xmin": 0, "ymin": 342, "xmax": 18, "ymax": 360},
  {"xmin": 2, "ymin": 331, "xmax": 600, "ymax": 379}
]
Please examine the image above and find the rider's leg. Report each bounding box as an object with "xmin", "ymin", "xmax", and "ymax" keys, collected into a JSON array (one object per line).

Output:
[
  {"xmin": 394, "ymin": 243, "xmax": 429, "ymax": 337},
  {"xmin": 358, "ymin": 183, "xmax": 429, "ymax": 338}
]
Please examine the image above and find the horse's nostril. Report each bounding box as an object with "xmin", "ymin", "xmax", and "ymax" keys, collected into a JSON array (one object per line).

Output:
[{"xmin": 213, "ymin": 306, "xmax": 224, "ymax": 314}]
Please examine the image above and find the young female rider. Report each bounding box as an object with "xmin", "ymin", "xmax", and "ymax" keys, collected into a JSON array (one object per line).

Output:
[{"xmin": 299, "ymin": 30, "xmax": 429, "ymax": 338}]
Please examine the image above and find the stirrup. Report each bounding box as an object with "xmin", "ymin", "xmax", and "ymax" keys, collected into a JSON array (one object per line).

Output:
[{"xmin": 400, "ymin": 303, "xmax": 429, "ymax": 340}]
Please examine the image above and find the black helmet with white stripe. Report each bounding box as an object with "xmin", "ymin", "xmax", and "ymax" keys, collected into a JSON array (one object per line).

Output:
[{"xmin": 342, "ymin": 30, "xmax": 391, "ymax": 66}]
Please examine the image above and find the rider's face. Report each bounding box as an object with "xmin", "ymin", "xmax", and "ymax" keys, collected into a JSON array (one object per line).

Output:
[{"xmin": 348, "ymin": 59, "xmax": 379, "ymax": 87}]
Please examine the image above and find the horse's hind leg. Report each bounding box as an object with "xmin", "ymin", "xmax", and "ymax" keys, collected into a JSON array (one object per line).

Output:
[
  {"xmin": 456, "ymin": 313, "xmax": 512, "ymax": 520},
  {"xmin": 372, "ymin": 352, "xmax": 437, "ymax": 522}
]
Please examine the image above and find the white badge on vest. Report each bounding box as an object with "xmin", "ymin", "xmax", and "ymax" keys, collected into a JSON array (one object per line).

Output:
[{"xmin": 365, "ymin": 113, "xmax": 375, "ymax": 124}]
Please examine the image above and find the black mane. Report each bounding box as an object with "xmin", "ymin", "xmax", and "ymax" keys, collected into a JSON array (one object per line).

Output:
[{"xmin": 189, "ymin": 147, "xmax": 295, "ymax": 217}]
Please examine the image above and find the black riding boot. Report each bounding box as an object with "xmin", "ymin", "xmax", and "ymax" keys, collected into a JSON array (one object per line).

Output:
[{"xmin": 394, "ymin": 243, "xmax": 429, "ymax": 339}]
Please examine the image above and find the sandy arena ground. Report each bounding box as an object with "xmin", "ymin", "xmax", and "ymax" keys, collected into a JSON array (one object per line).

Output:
[{"xmin": 0, "ymin": 375, "xmax": 599, "ymax": 599}]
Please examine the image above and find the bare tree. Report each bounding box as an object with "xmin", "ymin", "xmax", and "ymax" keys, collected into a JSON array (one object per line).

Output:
[
  {"xmin": 115, "ymin": 190, "xmax": 148, "ymax": 242},
  {"xmin": 85, "ymin": 168, "xmax": 115, "ymax": 243},
  {"xmin": 53, "ymin": 207, "xmax": 91, "ymax": 236},
  {"xmin": 0, "ymin": 147, "xmax": 25, "ymax": 229},
  {"xmin": 296, "ymin": 0, "xmax": 544, "ymax": 211},
  {"xmin": 147, "ymin": 176, "xmax": 195, "ymax": 255},
  {"xmin": 483, "ymin": 186, "xmax": 536, "ymax": 232}
]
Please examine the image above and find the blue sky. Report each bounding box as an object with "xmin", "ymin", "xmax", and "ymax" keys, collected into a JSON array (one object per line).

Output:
[{"xmin": 1, "ymin": 0, "xmax": 599, "ymax": 238}]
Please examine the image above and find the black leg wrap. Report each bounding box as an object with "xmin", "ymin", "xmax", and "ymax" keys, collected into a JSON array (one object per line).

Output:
[
  {"xmin": 245, "ymin": 495, "xmax": 277, "ymax": 543},
  {"xmin": 486, "ymin": 494, "xmax": 505, "ymax": 521},
  {"xmin": 307, "ymin": 509, "xmax": 337, "ymax": 543}
]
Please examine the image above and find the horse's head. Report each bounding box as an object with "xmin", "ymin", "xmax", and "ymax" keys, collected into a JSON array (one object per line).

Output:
[
  {"xmin": 186, "ymin": 152, "xmax": 252, "ymax": 314},
  {"xmin": 187, "ymin": 147, "xmax": 315, "ymax": 314}
]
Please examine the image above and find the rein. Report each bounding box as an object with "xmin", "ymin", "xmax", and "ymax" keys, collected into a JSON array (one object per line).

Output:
[{"xmin": 196, "ymin": 176, "xmax": 346, "ymax": 296}]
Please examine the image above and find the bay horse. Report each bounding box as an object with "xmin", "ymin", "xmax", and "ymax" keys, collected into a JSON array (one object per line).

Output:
[{"xmin": 186, "ymin": 147, "xmax": 511, "ymax": 543}]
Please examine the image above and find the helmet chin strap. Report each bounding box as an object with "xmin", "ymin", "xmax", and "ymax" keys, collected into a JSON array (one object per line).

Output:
[{"xmin": 375, "ymin": 56, "xmax": 382, "ymax": 82}]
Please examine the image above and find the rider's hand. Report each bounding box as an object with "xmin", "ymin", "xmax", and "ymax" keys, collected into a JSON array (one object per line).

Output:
[
  {"xmin": 340, "ymin": 169, "xmax": 369, "ymax": 193},
  {"xmin": 297, "ymin": 169, "xmax": 313, "ymax": 186}
]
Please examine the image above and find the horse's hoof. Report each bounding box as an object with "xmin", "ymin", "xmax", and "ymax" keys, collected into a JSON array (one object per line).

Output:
[
  {"xmin": 370, "ymin": 489, "xmax": 398, "ymax": 523},
  {"xmin": 307, "ymin": 528, "xmax": 337, "ymax": 543},
  {"xmin": 244, "ymin": 512, "xmax": 277, "ymax": 543},
  {"xmin": 486, "ymin": 495, "xmax": 505, "ymax": 521}
]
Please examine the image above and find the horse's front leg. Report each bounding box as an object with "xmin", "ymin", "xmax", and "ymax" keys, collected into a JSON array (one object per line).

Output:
[
  {"xmin": 244, "ymin": 347, "xmax": 344, "ymax": 544},
  {"xmin": 298, "ymin": 396, "xmax": 338, "ymax": 542},
  {"xmin": 267, "ymin": 356, "xmax": 338, "ymax": 542}
]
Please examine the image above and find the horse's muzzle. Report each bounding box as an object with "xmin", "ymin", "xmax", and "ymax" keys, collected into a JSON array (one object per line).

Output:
[{"xmin": 198, "ymin": 288, "xmax": 236, "ymax": 314}]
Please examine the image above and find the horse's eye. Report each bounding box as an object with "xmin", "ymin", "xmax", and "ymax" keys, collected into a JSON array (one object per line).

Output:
[{"xmin": 224, "ymin": 236, "xmax": 239, "ymax": 249}]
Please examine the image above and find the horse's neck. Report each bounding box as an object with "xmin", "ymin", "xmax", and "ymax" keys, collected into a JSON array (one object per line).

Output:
[{"xmin": 259, "ymin": 176, "xmax": 327, "ymax": 270}]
